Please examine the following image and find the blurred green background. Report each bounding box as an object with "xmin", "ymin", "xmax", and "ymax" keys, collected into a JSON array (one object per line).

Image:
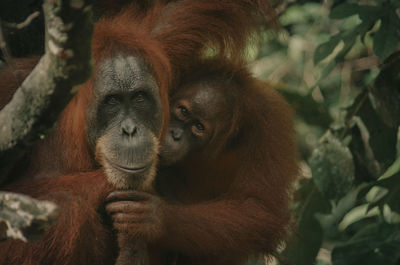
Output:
[{"xmin": 251, "ymin": 0, "xmax": 400, "ymax": 264}]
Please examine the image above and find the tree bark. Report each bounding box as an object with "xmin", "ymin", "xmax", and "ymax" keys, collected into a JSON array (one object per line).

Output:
[{"xmin": 0, "ymin": 0, "xmax": 94, "ymax": 184}]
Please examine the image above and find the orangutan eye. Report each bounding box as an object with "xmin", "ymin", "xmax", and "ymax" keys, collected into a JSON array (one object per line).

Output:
[
  {"xmin": 105, "ymin": 95, "xmax": 120, "ymax": 105},
  {"xmin": 179, "ymin": 106, "xmax": 189, "ymax": 116},
  {"xmin": 133, "ymin": 92, "xmax": 146, "ymax": 103},
  {"xmin": 195, "ymin": 122, "xmax": 205, "ymax": 131},
  {"xmin": 192, "ymin": 122, "xmax": 206, "ymax": 137}
]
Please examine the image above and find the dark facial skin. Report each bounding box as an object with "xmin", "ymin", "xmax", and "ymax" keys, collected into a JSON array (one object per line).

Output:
[
  {"xmin": 159, "ymin": 82, "xmax": 231, "ymax": 165},
  {"xmin": 106, "ymin": 82, "xmax": 233, "ymax": 242},
  {"xmin": 87, "ymin": 54, "xmax": 163, "ymax": 190}
]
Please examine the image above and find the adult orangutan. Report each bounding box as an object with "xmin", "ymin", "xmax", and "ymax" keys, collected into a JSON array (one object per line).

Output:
[
  {"xmin": 0, "ymin": 5, "xmax": 171, "ymax": 264},
  {"xmin": 105, "ymin": 59, "xmax": 299, "ymax": 265},
  {"xmin": 0, "ymin": 0, "xmax": 275, "ymax": 181},
  {"xmin": 0, "ymin": 1, "xmax": 279, "ymax": 265}
]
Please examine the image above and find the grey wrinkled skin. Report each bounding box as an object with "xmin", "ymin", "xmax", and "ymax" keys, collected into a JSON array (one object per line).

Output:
[{"xmin": 86, "ymin": 54, "xmax": 163, "ymax": 189}]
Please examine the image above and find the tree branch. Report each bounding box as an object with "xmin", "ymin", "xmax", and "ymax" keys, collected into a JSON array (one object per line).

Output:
[
  {"xmin": 0, "ymin": 0, "xmax": 94, "ymax": 184},
  {"xmin": 0, "ymin": 192, "xmax": 58, "ymax": 242},
  {"xmin": 3, "ymin": 11, "xmax": 41, "ymax": 30}
]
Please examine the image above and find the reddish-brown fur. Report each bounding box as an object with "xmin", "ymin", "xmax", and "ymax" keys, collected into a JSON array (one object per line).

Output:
[
  {"xmin": 0, "ymin": 57, "xmax": 40, "ymax": 109},
  {"xmin": 169, "ymin": 70, "xmax": 297, "ymax": 263},
  {"xmin": 0, "ymin": 1, "xmax": 288, "ymax": 265},
  {"xmin": 25, "ymin": 10, "xmax": 172, "ymax": 179},
  {"xmin": 0, "ymin": 5, "xmax": 173, "ymax": 265},
  {"xmin": 0, "ymin": 170, "xmax": 116, "ymax": 265},
  {"xmin": 0, "ymin": 8, "xmax": 172, "ymax": 180},
  {"xmin": 0, "ymin": 8, "xmax": 172, "ymax": 265},
  {"xmin": 1, "ymin": 0, "xmax": 276, "ymax": 180},
  {"xmin": 107, "ymin": 59, "xmax": 299, "ymax": 265}
]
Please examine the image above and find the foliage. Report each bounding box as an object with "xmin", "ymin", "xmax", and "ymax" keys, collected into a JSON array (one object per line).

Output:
[{"xmin": 253, "ymin": 0, "xmax": 400, "ymax": 263}]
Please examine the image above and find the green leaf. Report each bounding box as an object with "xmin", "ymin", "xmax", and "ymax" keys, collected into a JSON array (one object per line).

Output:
[
  {"xmin": 334, "ymin": 21, "xmax": 372, "ymax": 62},
  {"xmin": 309, "ymin": 60, "xmax": 337, "ymax": 92},
  {"xmin": 371, "ymin": 51, "xmax": 400, "ymax": 128},
  {"xmin": 316, "ymin": 185, "xmax": 367, "ymax": 238},
  {"xmin": 348, "ymin": 118, "xmax": 381, "ymax": 180},
  {"xmin": 319, "ymin": 60, "xmax": 337, "ymax": 84},
  {"xmin": 335, "ymin": 34, "xmax": 356, "ymax": 61},
  {"xmin": 339, "ymin": 204, "xmax": 380, "ymax": 231},
  {"xmin": 373, "ymin": 10, "xmax": 400, "ymax": 61},
  {"xmin": 330, "ymin": 4, "xmax": 382, "ymax": 24},
  {"xmin": 313, "ymin": 17, "xmax": 375, "ymax": 86},
  {"xmin": 280, "ymin": 90, "xmax": 333, "ymax": 127},
  {"xmin": 346, "ymin": 93, "xmax": 398, "ymax": 171},
  {"xmin": 357, "ymin": 5, "xmax": 384, "ymax": 23},
  {"xmin": 332, "ymin": 222, "xmax": 400, "ymax": 265},
  {"xmin": 309, "ymin": 132, "xmax": 355, "ymax": 200},
  {"xmin": 314, "ymin": 35, "xmax": 341, "ymax": 65},
  {"xmin": 373, "ymin": 173, "xmax": 400, "ymax": 213},
  {"xmin": 313, "ymin": 21, "xmax": 366, "ymax": 84},
  {"xmin": 330, "ymin": 3, "xmax": 361, "ymax": 19},
  {"xmin": 282, "ymin": 179, "xmax": 331, "ymax": 265},
  {"xmin": 379, "ymin": 156, "xmax": 400, "ymax": 180}
]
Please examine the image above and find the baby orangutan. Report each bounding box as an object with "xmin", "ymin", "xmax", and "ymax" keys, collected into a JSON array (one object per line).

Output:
[{"xmin": 105, "ymin": 59, "xmax": 298, "ymax": 265}]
